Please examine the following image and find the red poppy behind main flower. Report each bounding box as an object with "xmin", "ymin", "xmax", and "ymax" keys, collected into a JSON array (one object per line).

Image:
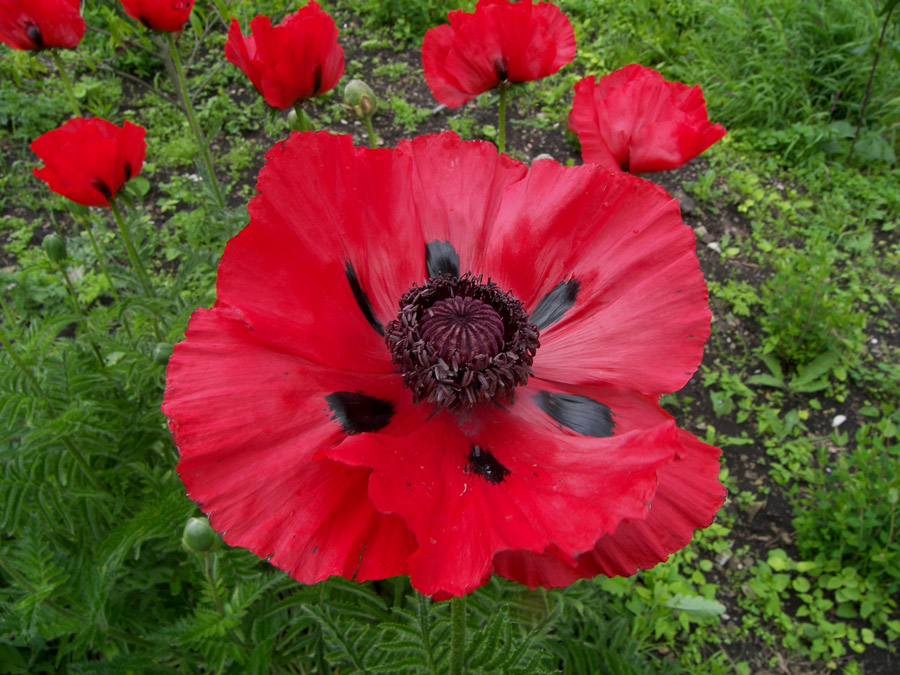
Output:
[
  {"xmin": 422, "ymin": 0, "xmax": 576, "ymax": 107},
  {"xmin": 0, "ymin": 0, "xmax": 84, "ymax": 50},
  {"xmin": 225, "ymin": 2, "xmax": 344, "ymax": 110},
  {"xmin": 31, "ymin": 117, "xmax": 146, "ymax": 207},
  {"xmin": 569, "ymin": 64, "xmax": 727, "ymax": 174},
  {"xmin": 119, "ymin": 0, "xmax": 194, "ymax": 33},
  {"xmin": 162, "ymin": 130, "xmax": 724, "ymax": 598}
]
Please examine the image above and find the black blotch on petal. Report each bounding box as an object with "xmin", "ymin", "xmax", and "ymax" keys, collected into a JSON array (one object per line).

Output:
[
  {"xmin": 124, "ymin": 163, "xmax": 132, "ymax": 181},
  {"xmin": 530, "ymin": 279, "xmax": 580, "ymax": 329},
  {"xmin": 91, "ymin": 178, "xmax": 112, "ymax": 199},
  {"xmin": 534, "ymin": 391, "xmax": 615, "ymax": 438},
  {"xmin": 25, "ymin": 23, "xmax": 44, "ymax": 49},
  {"xmin": 313, "ymin": 65, "xmax": 323, "ymax": 95},
  {"xmin": 466, "ymin": 445, "xmax": 509, "ymax": 484},
  {"xmin": 326, "ymin": 391, "xmax": 394, "ymax": 434},
  {"xmin": 425, "ymin": 240, "xmax": 460, "ymax": 278},
  {"xmin": 345, "ymin": 261, "xmax": 384, "ymax": 335}
]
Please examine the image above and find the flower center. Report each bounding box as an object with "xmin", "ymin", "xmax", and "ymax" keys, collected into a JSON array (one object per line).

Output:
[{"xmin": 386, "ymin": 273, "xmax": 539, "ymax": 410}]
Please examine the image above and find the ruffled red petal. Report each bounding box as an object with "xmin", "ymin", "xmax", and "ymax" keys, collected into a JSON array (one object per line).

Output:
[
  {"xmin": 422, "ymin": 0, "xmax": 575, "ymax": 107},
  {"xmin": 164, "ymin": 305, "xmax": 416, "ymax": 583},
  {"xmin": 31, "ymin": 118, "xmax": 146, "ymax": 207},
  {"xmin": 120, "ymin": 0, "xmax": 194, "ymax": 33},
  {"xmin": 493, "ymin": 425, "xmax": 724, "ymax": 588},
  {"xmin": 482, "ymin": 159, "xmax": 709, "ymax": 395},
  {"xmin": 0, "ymin": 0, "xmax": 84, "ymax": 50},
  {"xmin": 568, "ymin": 65, "xmax": 726, "ymax": 173},
  {"xmin": 225, "ymin": 2, "xmax": 344, "ymax": 109},
  {"xmin": 326, "ymin": 401, "xmax": 679, "ymax": 597}
]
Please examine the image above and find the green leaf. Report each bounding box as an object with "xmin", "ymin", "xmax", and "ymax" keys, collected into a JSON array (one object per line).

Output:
[{"xmin": 662, "ymin": 594, "xmax": 726, "ymax": 618}]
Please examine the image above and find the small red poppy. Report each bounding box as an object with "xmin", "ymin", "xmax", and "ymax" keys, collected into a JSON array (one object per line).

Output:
[
  {"xmin": 568, "ymin": 64, "xmax": 727, "ymax": 174},
  {"xmin": 31, "ymin": 117, "xmax": 146, "ymax": 208},
  {"xmin": 0, "ymin": 0, "xmax": 85, "ymax": 50},
  {"xmin": 422, "ymin": 0, "xmax": 576, "ymax": 107},
  {"xmin": 163, "ymin": 132, "xmax": 724, "ymax": 598},
  {"xmin": 225, "ymin": 2, "xmax": 344, "ymax": 110},
  {"xmin": 119, "ymin": 0, "xmax": 194, "ymax": 33}
]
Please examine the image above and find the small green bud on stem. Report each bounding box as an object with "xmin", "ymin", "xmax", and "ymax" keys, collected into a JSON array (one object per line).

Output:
[
  {"xmin": 182, "ymin": 517, "xmax": 219, "ymax": 553},
  {"xmin": 42, "ymin": 233, "xmax": 67, "ymax": 264},
  {"xmin": 152, "ymin": 342, "xmax": 173, "ymax": 365}
]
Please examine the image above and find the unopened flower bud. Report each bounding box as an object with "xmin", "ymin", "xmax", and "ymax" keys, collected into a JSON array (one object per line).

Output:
[
  {"xmin": 343, "ymin": 79, "xmax": 377, "ymax": 118},
  {"xmin": 152, "ymin": 342, "xmax": 173, "ymax": 365},
  {"xmin": 286, "ymin": 108, "xmax": 299, "ymax": 130},
  {"xmin": 42, "ymin": 233, "xmax": 67, "ymax": 263},
  {"xmin": 182, "ymin": 517, "xmax": 218, "ymax": 553}
]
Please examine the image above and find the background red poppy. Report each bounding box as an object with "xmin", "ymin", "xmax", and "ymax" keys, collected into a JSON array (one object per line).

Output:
[
  {"xmin": 0, "ymin": 0, "xmax": 85, "ymax": 50},
  {"xmin": 568, "ymin": 64, "xmax": 727, "ymax": 173},
  {"xmin": 119, "ymin": 0, "xmax": 194, "ymax": 33},
  {"xmin": 422, "ymin": 0, "xmax": 576, "ymax": 107},
  {"xmin": 225, "ymin": 2, "xmax": 344, "ymax": 110},
  {"xmin": 31, "ymin": 117, "xmax": 146, "ymax": 207}
]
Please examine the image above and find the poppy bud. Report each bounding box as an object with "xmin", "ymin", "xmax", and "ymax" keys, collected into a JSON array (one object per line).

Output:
[
  {"xmin": 152, "ymin": 342, "xmax": 173, "ymax": 365},
  {"xmin": 343, "ymin": 79, "xmax": 377, "ymax": 118},
  {"xmin": 182, "ymin": 517, "xmax": 218, "ymax": 552},
  {"xmin": 42, "ymin": 233, "xmax": 67, "ymax": 263}
]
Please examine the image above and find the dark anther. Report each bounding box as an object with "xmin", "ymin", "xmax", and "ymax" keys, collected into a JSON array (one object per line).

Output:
[
  {"xmin": 91, "ymin": 178, "xmax": 112, "ymax": 199},
  {"xmin": 124, "ymin": 163, "xmax": 132, "ymax": 181},
  {"xmin": 345, "ymin": 261, "xmax": 384, "ymax": 335},
  {"xmin": 530, "ymin": 279, "xmax": 580, "ymax": 330},
  {"xmin": 385, "ymin": 273, "xmax": 539, "ymax": 410},
  {"xmin": 325, "ymin": 391, "xmax": 394, "ymax": 435},
  {"xmin": 25, "ymin": 22, "xmax": 44, "ymax": 49},
  {"xmin": 494, "ymin": 57, "xmax": 509, "ymax": 83},
  {"xmin": 534, "ymin": 391, "xmax": 615, "ymax": 438},
  {"xmin": 466, "ymin": 445, "xmax": 509, "ymax": 484},
  {"xmin": 313, "ymin": 65, "xmax": 323, "ymax": 95},
  {"xmin": 425, "ymin": 240, "xmax": 460, "ymax": 279}
]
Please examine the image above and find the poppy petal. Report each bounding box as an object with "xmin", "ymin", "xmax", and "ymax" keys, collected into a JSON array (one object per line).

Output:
[
  {"xmin": 0, "ymin": 0, "xmax": 84, "ymax": 50},
  {"xmin": 164, "ymin": 305, "xmax": 416, "ymax": 583},
  {"xmin": 483, "ymin": 160, "xmax": 709, "ymax": 395}
]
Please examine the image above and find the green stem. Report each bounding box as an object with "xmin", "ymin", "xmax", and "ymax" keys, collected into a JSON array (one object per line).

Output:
[
  {"xmin": 166, "ymin": 33, "xmax": 225, "ymax": 208},
  {"xmin": 109, "ymin": 200, "xmax": 154, "ymax": 298},
  {"xmin": 50, "ymin": 50, "xmax": 82, "ymax": 117},
  {"xmin": 0, "ymin": 326, "xmax": 100, "ymax": 489},
  {"xmin": 52, "ymin": 262, "xmax": 105, "ymax": 368},
  {"xmin": 848, "ymin": 6, "xmax": 894, "ymax": 162},
  {"xmin": 449, "ymin": 595, "xmax": 466, "ymax": 675},
  {"xmin": 497, "ymin": 85, "xmax": 507, "ymax": 155},
  {"xmin": 204, "ymin": 552, "xmax": 247, "ymax": 648},
  {"xmin": 0, "ymin": 294, "xmax": 15, "ymax": 327},
  {"xmin": 83, "ymin": 222, "xmax": 120, "ymax": 303},
  {"xmin": 363, "ymin": 115, "xmax": 378, "ymax": 148},
  {"xmin": 293, "ymin": 104, "xmax": 314, "ymax": 132}
]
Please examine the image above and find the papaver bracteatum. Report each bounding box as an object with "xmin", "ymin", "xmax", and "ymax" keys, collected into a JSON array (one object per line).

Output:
[
  {"xmin": 162, "ymin": 131, "xmax": 725, "ymax": 598},
  {"xmin": 119, "ymin": 0, "xmax": 194, "ymax": 33},
  {"xmin": 422, "ymin": 0, "xmax": 576, "ymax": 107},
  {"xmin": 569, "ymin": 64, "xmax": 727, "ymax": 174},
  {"xmin": 31, "ymin": 117, "xmax": 146, "ymax": 207},
  {"xmin": 225, "ymin": 2, "xmax": 344, "ymax": 110},
  {"xmin": 0, "ymin": 0, "xmax": 85, "ymax": 50}
]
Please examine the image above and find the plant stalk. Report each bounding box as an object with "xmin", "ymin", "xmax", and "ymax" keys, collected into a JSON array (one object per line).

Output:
[
  {"xmin": 109, "ymin": 199, "xmax": 154, "ymax": 298},
  {"xmin": 165, "ymin": 33, "xmax": 225, "ymax": 208},
  {"xmin": 293, "ymin": 104, "xmax": 314, "ymax": 132},
  {"xmin": 51, "ymin": 261, "xmax": 106, "ymax": 368},
  {"xmin": 497, "ymin": 85, "xmax": 508, "ymax": 155},
  {"xmin": 449, "ymin": 595, "xmax": 466, "ymax": 675},
  {"xmin": 364, "ymin": 115, "xmax": 378, "ymax": 148},
  {"xmin": 848, "ymin": 6, "xmax": 895, "ymax": 162},
  {"xmin": 50, "ymin": 50, "xmax": 82, "ymax": 117}
]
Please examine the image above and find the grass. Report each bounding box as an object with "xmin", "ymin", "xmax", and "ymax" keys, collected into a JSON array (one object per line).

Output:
[{"xmin": 1, "ymin": 0, "xmax": 898, "ymax": 672}]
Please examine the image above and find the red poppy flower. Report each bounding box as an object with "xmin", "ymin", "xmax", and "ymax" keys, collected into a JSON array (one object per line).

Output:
[
  {"xmin": 422, "ymin": 0, "xmax": 576, "ymax": 107},
  {"xmin": 0, "ymin": 0, "xmax": 84, "ymax": 50},
  {"xmin": 31, "ymin": 117, "xmax": 146, "ymax": 208},
  {"xmin": 119, "ymin": 0, "xmax": 194, "ymax": 33},
  {"xmin": 225, "ymin": 2, "xmax": 344, "ymax": 110},
  {"xmin": 162, "ymin": 131, "xmax": 724, "ymax": 598},
  {"xmin": 568, "ymin": 64, "xmax": 727, "ymax": 174}
]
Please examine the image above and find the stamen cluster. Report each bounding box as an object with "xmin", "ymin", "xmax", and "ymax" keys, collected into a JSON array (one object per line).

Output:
[{"xmin": 386, "ymin": 273, "xmax": 539, "ymax": 410}]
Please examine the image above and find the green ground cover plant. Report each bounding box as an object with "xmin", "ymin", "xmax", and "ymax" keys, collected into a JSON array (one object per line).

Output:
[{"xmin": 1, "ymin": 0, "xmax": 898, "ymax": 672}]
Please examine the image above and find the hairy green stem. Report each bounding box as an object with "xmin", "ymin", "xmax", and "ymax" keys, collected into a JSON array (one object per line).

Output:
[
  {"xmin": 109, "ymin": 200, "xmax": 154, "ymax": 298},
  {"xmin": 848, "ymin": 6, "xmax": 894, "ymax": 162},
  {"xmin": 364, "ymin": 115, "xmax": 378, "ymax": 148},
  {"xmin": 83, "ymin": 222, "xmax": 120, "ymax": 303},
  {"xmin": 50, "ymin": 50, "xmax": 82, "ymax": 117},
  {"xmin": 52, "ymin": 262, "xmax": 105, "ymax": 368},
  {"xmin": 449, "ymin": 595, "xmax": 466, "ymax": 675},
  {"xmin": 204, "ymin": 552, "xmax": 247, "ymax": 648},
  {"xmin": 497, "ymin": 85, "xmax": 508, "ymax": 155},
  {"xmin": 166, "ymin": 33, "xmax": 225, "ymax": 208},
  {"xmin": 293, "ymin": 104, "xmax": 315, "ymax": 132}
]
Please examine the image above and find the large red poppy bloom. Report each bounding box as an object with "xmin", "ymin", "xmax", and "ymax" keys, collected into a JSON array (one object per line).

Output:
[
  {"xmin": 225, "ymin": 2, "xmax": 344, "ymax": 110},
  {"xmin": 569, "ymin": 64, "xmax": 727, "ymax": 174},
  {"xmin": 422, "ymin": 0, "xmax": 576, "ymax": 107},
  {"xmin": 119, "ymin": 0, "xmax": 194, "ymax": 33},
  {"xmin": 163, "ymin": 131, "xmax": 724, "ymax": 598},
  {"xmin": 0, "ymin": 0, "xmax": 84, "ymax": 50},
  {"xmin": 31, "ymin": 117, "xmax": 146, "ymax": 208}
]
